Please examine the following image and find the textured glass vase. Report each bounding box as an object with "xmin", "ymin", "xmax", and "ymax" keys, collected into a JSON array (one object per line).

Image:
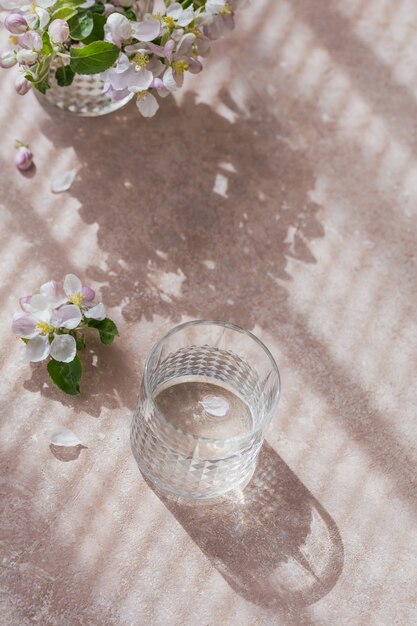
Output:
[
  {"xmin": 42, "ymin": 0, "xmax": 154, "ymax": 117},
  {"xmin": 131, "ymin": 321, "xmax": 281, "ymax": 499},
  {"xmin": 43, "ymin": 69, "xmax": 134, "ymax": 117}
]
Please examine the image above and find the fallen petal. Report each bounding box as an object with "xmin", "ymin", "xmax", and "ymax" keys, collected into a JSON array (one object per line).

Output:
[
  {"xmin": 200, "ymin": 395, "xmax": 230, "ymax": 417},
  {"xmin": 51, "ymin": 169, "xmax": 77, "ymax": 193},
  {"xmin": 45, "ymin": 426, "xmax": 84, "ymax": 447}
]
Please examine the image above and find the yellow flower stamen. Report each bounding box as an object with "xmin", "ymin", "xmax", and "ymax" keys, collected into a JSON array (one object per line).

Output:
[
  {"xmin": 188, "ymin": 27, "xmax": 201, "ymax": 37},
  {"xmin": 133, "ymin": 52, "xmax": 150, "ymax": 68},
  {"xmin": 163, "ymin": 16, "xmax": 175, "ymax": 28},
  {"xmin": 220, "ymin": 2, "xmax": 233, "ymax": 14},
  {"xmin": 136, "ymin": 91, "xmax": 148, "ymax": 101},
  {"xmin": 36, "ymin": 321, "xmax": 54, "ymax": 335},
  {"xmin": 9, "ymin": 35, "xmax": 19, "ymax": 45},
  {"xmin": 68, "ymin": 292, "xmax": 83, "ymax": 306},
  {"xmin": 172, "ymin": 59, "xmax": 189, "ymax": 74}
]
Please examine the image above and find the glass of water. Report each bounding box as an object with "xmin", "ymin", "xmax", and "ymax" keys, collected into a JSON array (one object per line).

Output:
[{"xmin": 130, "ymin": 321, "xmax": 281, "ymax": 499}]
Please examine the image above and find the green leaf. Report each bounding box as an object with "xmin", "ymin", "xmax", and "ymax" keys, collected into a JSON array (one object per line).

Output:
[
  {"xmin": 55, "ymin": 64, "xmax": 75, "ymax": 86},
  {"xmin": 31, "ymin": 74, "xmax": 51, "ymax": 94},
  {"xmin": 85, "ymin": 2, "xmax": 105, "ymax": 13},
  {"xmin": 87, "ymin": 318, "xmax": 119, "ymax": 345},
  {"xmin": 75, "ymin": 334, "xmax": 85, "ymax": 350},
  {"xmin": 70, "ymin": 41, "xmax": 119, "ymax": 75},
  {"xmin": 123, "ymin": 8, "xmax": 137, "ymax": 20},
  {"xmin": 47, "ymin": 355, "xmax": 82, "ymax": 396},
  {"xmin": 68, "ymin": 12, "xmax": 94, "ymax": 40},
  {"xmin": 42, "ymin": 32, "xmax": 52, "ymax": 55},
  {"xmin": 51, "ymin": 6, "xmax": 78, "ymax": 20},
  {"xmin": 82, "ymin": 13, "xmax": 106, "ymax": 44},
  {"xmin": 53, "ymin": 0, "xmax": 86, "ymax": 9}
]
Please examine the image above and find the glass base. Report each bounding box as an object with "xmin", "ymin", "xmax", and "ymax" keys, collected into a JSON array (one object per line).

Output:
[
  {"xmin": 131, "ymin": 440, "xmax": 257, "ymax": 500},
  {"xmin": 41, "ymin": 70, "xmax": 133, "ymax": 117}
]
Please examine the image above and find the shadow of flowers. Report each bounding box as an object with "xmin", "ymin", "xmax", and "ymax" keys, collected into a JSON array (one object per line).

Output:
[
  {"xmin": 23, "ymin": 336, "xmax": 137, "ymax": 417},
  {"xmin": 40, "ymin": 88, "xmax": 324, "ymax": 332}
]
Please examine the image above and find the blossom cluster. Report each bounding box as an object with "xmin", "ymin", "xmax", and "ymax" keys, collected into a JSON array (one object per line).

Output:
[
  {"xmin": 0, "ymin": 0, "xmax": 244, "ymax": 117},
  {"xmin": 12, "ymin": 274, "xmax": 118, "ymax": 394}
]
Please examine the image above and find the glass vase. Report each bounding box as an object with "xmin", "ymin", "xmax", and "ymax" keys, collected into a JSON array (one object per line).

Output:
[{"xmin": 42, "ymin": 0, "xmax": 154, "ymax": 117}]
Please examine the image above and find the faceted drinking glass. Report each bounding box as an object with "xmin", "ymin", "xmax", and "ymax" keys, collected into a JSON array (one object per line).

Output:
[{"xmin": 130, "ymin": 321, "xmax": 281, "ymax": 499}]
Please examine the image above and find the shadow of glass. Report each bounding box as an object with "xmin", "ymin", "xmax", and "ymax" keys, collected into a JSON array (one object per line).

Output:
[{"xmin": 144, "ymin": 441, "xmax": 344, "ymax": 610}]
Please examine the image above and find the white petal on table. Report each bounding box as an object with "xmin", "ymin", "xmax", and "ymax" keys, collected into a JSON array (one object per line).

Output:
[
  {"xmin": 51, "ymin": 169, "xmax": 77, "ymax": 193},
  {"xmin": 45, "ymin": 427, "xmax": 84, "ymax": 447}
]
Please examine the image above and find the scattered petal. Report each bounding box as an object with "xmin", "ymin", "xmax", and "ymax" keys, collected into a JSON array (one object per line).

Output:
[
  {"xmin": 51, "ymin": 169, "xmax": 77, "ymax": 193},
  {"xmin": 45, "ymin": 426, "xmax": 84, "ymax": 447},
  {"xmin": 200, "ymin": 395, "xmax": 230, "ymax": 417}
]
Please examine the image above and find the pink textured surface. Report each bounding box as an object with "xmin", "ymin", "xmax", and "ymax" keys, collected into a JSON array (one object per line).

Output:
[{"xmin": 1, "ymin": 1, "xmax": 417, "ymax": 624}]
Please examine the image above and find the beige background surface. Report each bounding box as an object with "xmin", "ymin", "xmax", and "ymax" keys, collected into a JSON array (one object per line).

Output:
[{"xmin": 1, "ymin": 0, "xmax": 417, "ymax": 624}]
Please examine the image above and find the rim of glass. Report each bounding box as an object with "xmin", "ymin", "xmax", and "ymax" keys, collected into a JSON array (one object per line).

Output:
[{"xmin": 143, "ymin": 320, "xmax": 281, "ymax": 444}]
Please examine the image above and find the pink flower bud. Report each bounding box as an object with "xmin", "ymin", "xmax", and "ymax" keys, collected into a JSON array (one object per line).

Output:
[
  {"xmin": 16, "ymin": 48, "xmax": 38, "ymax": 65},
  {"xmin": 4, "ymin": 13, "xmax": 28, "ymax": 34},
  {"xmin": 0, "ymin": 50, "xmax": 16, "ymax": 68},
  {"xmin": 15, "ymin": 75, "xmax": 32, "ymax": 95},
  {"xmin": 21, "ymin": 30, "xmax": 42, "ymax": 51},
  {"xmin": 48, "ymin": 19, "xmax": 69, "ymax": 44},
  {"xmin": 15, "ymin": 145, "xmax": 33, "ymax": 171}
]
